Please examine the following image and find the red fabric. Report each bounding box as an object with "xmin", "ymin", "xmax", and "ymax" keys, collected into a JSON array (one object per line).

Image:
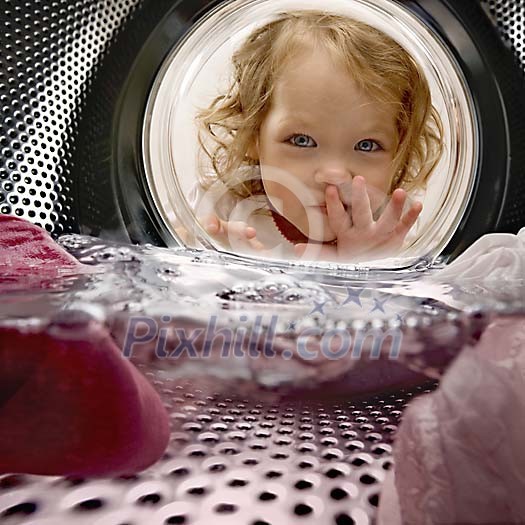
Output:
[
  {"xmin": 0, "ymin": 324, "xmax": 170, "ymax": 477},
  {"xmin": 0, "ymin": 216, "xmax": 170, "ymax": 476},
  {"xmin": 0, "ymin": 215, "xmax": 92, "ymax": 293},
  {"xmin": 0, "ymin": 215, "xmax": 82, "ymax": 272}
]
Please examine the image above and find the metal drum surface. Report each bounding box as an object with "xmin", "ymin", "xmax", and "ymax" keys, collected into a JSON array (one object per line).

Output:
[{"xmin": 0, "ymin": 1, "xmax": 524, "ymax": 524}]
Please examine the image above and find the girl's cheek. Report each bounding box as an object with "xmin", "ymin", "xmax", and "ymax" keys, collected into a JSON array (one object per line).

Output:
[
  {"xmin": 362, "ymin": 164, "xmax": 395, "ymax": 189},
  {"xmin": 288, "ymin": 155, "xmax": 316, "ymax": 171}
]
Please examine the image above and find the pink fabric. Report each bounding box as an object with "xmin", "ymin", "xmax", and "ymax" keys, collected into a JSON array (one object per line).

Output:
[
  {"xmin": 0, "ymin": 216, "xmax": 170, "ymax": 477},
  {"xmin": 379, "ymin": 316, "xmax": 525, "ymax": 525}
]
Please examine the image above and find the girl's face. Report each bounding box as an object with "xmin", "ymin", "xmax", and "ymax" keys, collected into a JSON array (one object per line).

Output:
[{"xmin": 254, "ymin": 46, "xmax": 399, "ymax": 242}]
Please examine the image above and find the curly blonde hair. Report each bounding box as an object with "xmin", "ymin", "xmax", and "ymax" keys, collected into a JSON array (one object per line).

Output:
[{"xmin": 197, "ymin": 10, "xmax": 443, "ymax": 199}]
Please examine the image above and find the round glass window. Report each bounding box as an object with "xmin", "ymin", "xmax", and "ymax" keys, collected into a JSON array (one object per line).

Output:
[{"xmin": 142, "ymin": 0, "xmax": 478, "ymax": 270}]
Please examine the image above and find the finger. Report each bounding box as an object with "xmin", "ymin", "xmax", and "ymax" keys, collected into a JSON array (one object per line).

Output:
[
  {"xmin": 248, "ymin": 238, "xmax": 265, "ymax": 251},
  {"xmin": 294, "ymin": 242, "xmax": 338, "ymax": 261},
  {"xmin": 362, "ymin": 201, "xmax": 423, "ymax": 258},
  {"xmin": 294, "ymin": 243, "xmax": 308, "ymax": 258},
  {"xmin": 351, "ymin": 176, "xmax": 373, "ymax": 228},
  {"xmin": 336, "ymin": 180, "xmax": 353, "ymax": 208},
  {"xmin": 221, "ymin": 220, "xmax": 254, "ymax": 239},
  {"xmin": 325, "ymin": 185, "xmax": 351, "ymax": 234},
  {"xmin": 376, "ymin": 189, "xmax": 406, "ymax": 231},
  {"xmin": 393, "ymin": 201, "xmax": 423, "ymax": 238},
  {"xmin": 204, "ymin": 215, "xmax": 221, "ymax": 235},
  {"xmin": 245, "ymin": 226, "xmax": 257, "ymax": 239}
]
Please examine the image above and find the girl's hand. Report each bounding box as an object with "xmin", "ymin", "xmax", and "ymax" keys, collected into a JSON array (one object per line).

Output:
[
  {"xmin": 204, "ymin": 215, "xmax": 266, "ymax": 252},
  {"xmin": 295, "ymin": 176, "xmax": 422, "ymax": 262}
]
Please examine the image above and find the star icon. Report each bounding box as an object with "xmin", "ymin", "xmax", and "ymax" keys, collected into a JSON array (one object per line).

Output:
[
  {"xmin": 286, "ymin": 320, "xmax": 298, "ymax": 332},
  {"xmin": 395, "ymin": 313, "xmax": 406, "ymax": 323},
  {"xmin": 309, "ymin": 300, "xmax": 328, "ymax": 316},
  {"xmin": 370, "ymin": 295, "xmax": 389, "ymax": 313},
  {"xmin": 342, "ymin": 286, "xmax": 364, "ymax": 307}
]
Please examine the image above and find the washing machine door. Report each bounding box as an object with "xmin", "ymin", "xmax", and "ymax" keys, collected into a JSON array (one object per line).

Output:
[{"xmin": 1, "ymin": 0, "xmax": 524, "ymax": 272}]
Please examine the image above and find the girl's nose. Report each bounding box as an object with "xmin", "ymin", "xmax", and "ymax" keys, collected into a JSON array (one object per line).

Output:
[{"xmin": 314, "ymin": 166, "xmax": 353, "ymax": 186}]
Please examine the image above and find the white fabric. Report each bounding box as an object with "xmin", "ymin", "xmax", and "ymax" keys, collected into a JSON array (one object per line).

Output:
[{"xmin": 430, "ymin": 227, "xmax": 525, "ymax": 282}]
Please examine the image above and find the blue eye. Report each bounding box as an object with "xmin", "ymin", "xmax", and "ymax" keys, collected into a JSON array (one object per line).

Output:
[
  {"xmin": 355, "ymin": 140, "xmax": 381, "ymax": 152},
  {"xmin": 289, "ymin": 134, "xmax": 317, "ymax": 148}
]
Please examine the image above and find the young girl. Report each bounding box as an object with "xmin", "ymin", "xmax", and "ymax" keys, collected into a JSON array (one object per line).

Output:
[{"xmin": 192, "ymin": 9, "xmax": 443, "ymax": 262}]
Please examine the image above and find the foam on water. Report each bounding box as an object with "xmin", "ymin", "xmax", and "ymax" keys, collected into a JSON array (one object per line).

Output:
[{"xmin": 1, "ymin": 234, "xmax": 524, "ymax": 394}]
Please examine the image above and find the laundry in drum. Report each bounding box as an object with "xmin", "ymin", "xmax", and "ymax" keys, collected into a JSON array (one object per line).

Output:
[{"xmin": 1, "ymin": 0, "xmax": 525, "ymax": 524}]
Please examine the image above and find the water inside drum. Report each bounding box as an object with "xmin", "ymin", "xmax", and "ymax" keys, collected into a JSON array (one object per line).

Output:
[
  {"xmin": 0, "ymin": 1, "xmax": 524, "ymax": 523},
  {"xmin": 1, "ymin": 234, "xmax": 524, "ymax": 524}
]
